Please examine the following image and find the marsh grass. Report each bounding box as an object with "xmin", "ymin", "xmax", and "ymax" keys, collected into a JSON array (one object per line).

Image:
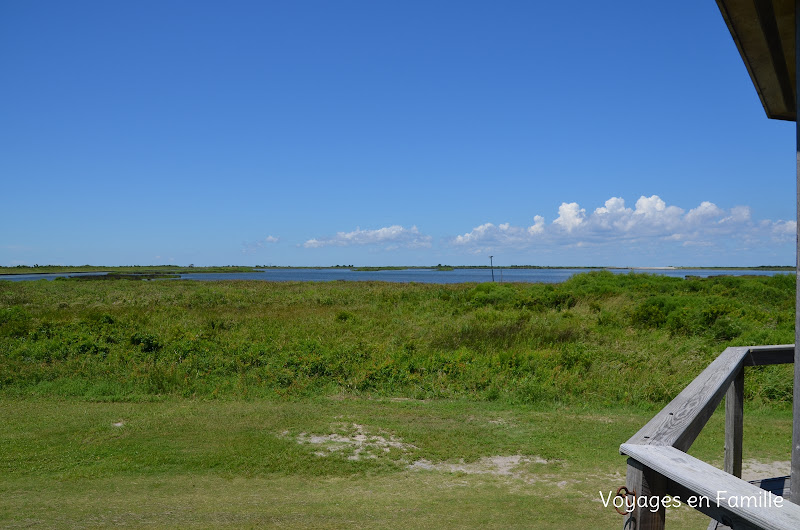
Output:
[
  {"xmin": 0, "ymin": 265, "xmax": 257, "ymax": 275},
  {"xmin": 1, "ymin": 272, "xmax": 796, "ymax": 527},
  {"xmin": 0, "ymin": 271, "xmax": 795, "ymax": 405}
]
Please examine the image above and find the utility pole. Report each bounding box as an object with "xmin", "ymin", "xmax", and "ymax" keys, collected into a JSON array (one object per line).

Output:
[{"xmin": 489, "ymin": 255, "xmax": 494, "ymax": 282}]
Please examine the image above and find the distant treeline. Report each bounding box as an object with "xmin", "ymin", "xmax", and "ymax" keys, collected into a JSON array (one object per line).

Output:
[{"xmin": 3, "ymin": 264, "xmax": 793, "ymax": 275}]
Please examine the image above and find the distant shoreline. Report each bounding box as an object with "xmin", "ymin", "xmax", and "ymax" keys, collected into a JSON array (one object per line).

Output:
[{"xmin": 0, "ymin": 264, "xmax": 793, "ymax": 276}]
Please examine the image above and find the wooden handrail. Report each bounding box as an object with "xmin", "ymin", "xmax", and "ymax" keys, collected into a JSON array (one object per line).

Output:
[
  {"xmin": 626, "ymin": 346, "xmax": 749, "ymax": 451},
  {"xmin": 620, "ymin": 444, "xmax": 800, "ymax": 530},
  {"xmin": 620, "ymin": 344, "xmax": 796, "ymax": 529}
]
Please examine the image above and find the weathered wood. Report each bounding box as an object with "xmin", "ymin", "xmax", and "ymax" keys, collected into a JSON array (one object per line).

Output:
[
  {"xmin": 625, "ymin": 347, "xmax": 750, "ymax": 451},
  {"xmin": 724, "ymin": 368, "xmax": 744, "ymax": 478},
  {"xmin": 624, "ymin": 458, "xmax": 666, "ymax": 530},
  {"xmin": 794, "ymin": 0, "xmax": 800, "ymax": 505},
  {"xmin": 706, "ymin": 477, "xmax": 791, "ymax": 530},
  {"xmin": 620, "ymin": 445, "xmax": 800, "ymax": 530},
  {"xmin": 745, "ymin": 344, "xmax": 795, "ymax": 366}
]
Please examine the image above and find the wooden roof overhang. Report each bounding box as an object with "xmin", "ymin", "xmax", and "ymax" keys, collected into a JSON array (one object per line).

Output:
[{"xmin": 717, "ymin": 0, "xmax": 797, "ymax": 120}]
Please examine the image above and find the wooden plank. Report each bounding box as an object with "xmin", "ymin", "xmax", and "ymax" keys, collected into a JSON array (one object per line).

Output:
[
  {"xmin": 724, "ymin": 368, "xmax": 744, "ymax": 478},
  {"xmin": 706, "ymin": 478, "xmax": 789, "ymax": 530},
  {"xmin": 624, "ymin": 458, "xmax": 666, "ymax": 530},
  {"xmin": 620, "ymin": 444, "xmax": 800, "ymax": 530},
  {"xmin": 745, "ymin": 345, "xmax": 794, "ymax": 366},
  {"xmin": 625, "ymin": 347, "xmax": 749, "ymax": 451}
]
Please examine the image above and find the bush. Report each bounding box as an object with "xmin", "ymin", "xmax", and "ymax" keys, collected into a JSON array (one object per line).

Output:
[
  {"xmin": 130, "ymin": 332, "xmax": 161, "ymax": 353},
  {"xmin": 631, "ymin": 297, "xmax": 675, "ymax": 328}
]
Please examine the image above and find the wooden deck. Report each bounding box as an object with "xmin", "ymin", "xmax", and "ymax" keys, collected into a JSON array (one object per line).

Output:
[{"xmin": 619, "ymin": 345, "xmax": 799, "ymax": 529}]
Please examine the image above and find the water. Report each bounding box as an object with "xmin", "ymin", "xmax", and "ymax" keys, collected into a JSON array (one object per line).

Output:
[
  {"xmin": 176, "ymin": 268, "xmax": 791, "ymax": 283},
  {"xmin": 177, "ymin": 268, "xmax": 595, "ymax": 283},
  {"xmin": 1, "ymin": 268, "xmax": 789, "ymax": 283},
  {"xmin": 0, "ymin": 272, "xmax": 109, "ymax": 282}
]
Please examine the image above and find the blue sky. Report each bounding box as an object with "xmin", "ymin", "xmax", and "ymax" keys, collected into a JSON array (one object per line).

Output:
[{"xmin": 1, "ymin": 1, "xmax": 796, "ymax": 267}]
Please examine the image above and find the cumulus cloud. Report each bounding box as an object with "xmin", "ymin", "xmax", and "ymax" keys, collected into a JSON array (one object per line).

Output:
[
  {"xmin": 454, "ymin": 217, "xmax": 547, "ymax": 247},
  {"xmin": 553, "ymin": 203, "xmax": 585, "ymax": 232},
  {"xmin": 450, "ymin": 195, "xmax": 795, "ymax": 253},
  {"xmin": 685, "ymin": 201, "xmax": 723, "ymax": 224},
  {"xmin": 304, "ymin": 225, "xmax": 432, "ymax": 249}
]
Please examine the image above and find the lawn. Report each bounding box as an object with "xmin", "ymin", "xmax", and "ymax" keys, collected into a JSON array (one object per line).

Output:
[{"xmin": 1, "ymin": 398, "xmax": 792, "ymax": 528}]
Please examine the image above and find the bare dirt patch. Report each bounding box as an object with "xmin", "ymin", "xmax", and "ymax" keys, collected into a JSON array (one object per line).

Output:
[
  {"xmin": 289, "ymin": 423, "xmax": 416, "ymax": 461},
  {"xmin": 741, "ymin": 459, "xmax": 791, "ymax": 481},
  {"xmin": 408, "ymin": 455, "xmax": 549, "ymax": 479}
]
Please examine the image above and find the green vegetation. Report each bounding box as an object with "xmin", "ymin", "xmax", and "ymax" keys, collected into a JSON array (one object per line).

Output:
[
  {"xmin": 0, "ymin": 397, "xmax": 790, "ymax": 528},
  {"xmin": 676, "ymin": 265, "xmax": 794, "ymax": 271},
  {"xmin": 0, "ymin": 264, "xmax": 258, "ymax": 275},
  {"xmin": 1, "ymin": 271, "xmax": 795, "ymax": 527},
  {"xmin": 3, "ymin": 264, "xmax": 791, "ymax": 276},
  {"xmin": 0, "ymin": 271, "xmax": 794, "ymax": 405}
]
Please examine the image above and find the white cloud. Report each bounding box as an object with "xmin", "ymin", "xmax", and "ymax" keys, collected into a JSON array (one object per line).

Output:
[
  {"xmin": 450, "ymin": 195, "xmax": 795, "ymax": 254},
  {"xmin": 553, "ymin": 202, "xmax": 585, "ymax": 232},
  {"xmin": 304, "ymin": 225, "xmax": 432, "ymax": 249},
  {"xmin": 453, "ymin": 217, "xmax": 548, "ymax": 253},
  {"xmin": 720, "ymin": 205, "xmax": 751, "ymax": 224},
  {"xmin": 685, "ymin": 201, "xmax": 723, "ymax": 224},
  {"xmin": 242, "ymin": 235, "xmax": 280, "ymax": 254},
  {"xmin": 771, "ymin": 220, "xmax": 796, "ymax": 239},
  {"xmin": 528, "ymin": 215, "xmax": 545, "ymax": 235}
]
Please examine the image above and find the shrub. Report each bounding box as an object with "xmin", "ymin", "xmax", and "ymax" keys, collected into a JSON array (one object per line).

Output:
[
  {"xmin": 130, "ymin": 332, "xmax": 161, "ymax": 353},
  {"xmin": 631, "ymin": 297, "xmax": 675, "ymax": 328}
]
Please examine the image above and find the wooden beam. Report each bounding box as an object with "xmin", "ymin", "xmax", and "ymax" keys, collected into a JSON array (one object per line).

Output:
[
  {"xmin": 745, "ymin": 344, "xmax": 795, "ymax": 365},
  {"xmin": 625, "ymin": 347, "xmax": 749, "ymax": 451},
  {"xmin": 754, "ymin": 0, "xmax": 796, "ymax": 114},
  {"xmin": 793, "ymin": 0, "xmax": 800, "ymax": 505},
  {"xmin": 624, "ymin": 458, "xmax": 666, "ymax": 530},
  {"xmin": 716, "ymin": 0, "xmax": 797, "ymax": 121},
  {"xmin": 724, "ymin": 368, "xmax": 744, "ymax": 478},
  {"xmin": 620, "ymin": 444, "xmax": 800, "ymax": 529}
]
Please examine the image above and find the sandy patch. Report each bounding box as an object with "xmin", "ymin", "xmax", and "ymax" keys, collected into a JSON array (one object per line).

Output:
[
  {"xmin": 408, "ymin": 455, "xmax": 549, "ymax": 477},
  {"xmin": 291, "ymin": 423, "xmax": 416, "ymax": 461},
  {"xmin": 741, "ymin": 459, "xmax": 791, "ymax": 481},
  {"xmin": 487, "ymin": 418, "xmax": 515, "ymax": 426}
]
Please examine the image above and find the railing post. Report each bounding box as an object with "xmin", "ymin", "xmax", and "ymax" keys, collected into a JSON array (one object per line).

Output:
[
  {"xmin": 724, "ymin": 367, "xmax": 744, "ymax": 478},
  {"xmin": 624, "ymin": 458, "xmax": 666, "ymax": 530}
]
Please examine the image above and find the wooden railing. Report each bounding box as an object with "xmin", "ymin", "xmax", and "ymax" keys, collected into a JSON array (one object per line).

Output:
[{"xmin": 619, "ymin": 345, "xmax": 800, "ymax": 529}]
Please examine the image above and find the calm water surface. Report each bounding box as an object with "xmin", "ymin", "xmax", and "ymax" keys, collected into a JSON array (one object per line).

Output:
[
  {"xmin": 0, "ymin": 272, "xmax": 109, "ymax": 282},
  {"xmin": 0, "ymin": 268, "xmax": 791, "ymax": 284},
  {"xmin": 177, "ymin": 268, "xmax": 791, "ymax": 283}
]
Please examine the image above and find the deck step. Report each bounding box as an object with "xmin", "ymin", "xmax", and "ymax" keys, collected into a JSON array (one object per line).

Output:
[{"xmin": 707, "ymin": 477, "xmax": 790, "ymax": 530}]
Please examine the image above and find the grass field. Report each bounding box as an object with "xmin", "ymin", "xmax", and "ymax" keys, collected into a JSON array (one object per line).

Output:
[
  {"xmin": 1, "ymin": 271, "xmax": 795, "ymax": 527},
  {"xmin": 0, "ymin": 271, "xmax": 794, "ymax": 404},
  {"xmin": 0, "ymin": 398, "xmax": 792, "ymax": 528}
]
